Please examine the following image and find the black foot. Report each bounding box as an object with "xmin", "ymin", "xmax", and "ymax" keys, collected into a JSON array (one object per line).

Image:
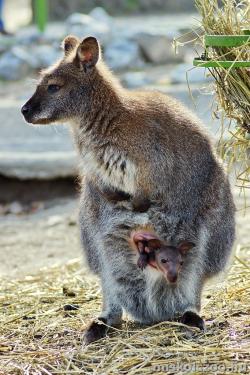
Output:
[
  {"xmin": 84, "ymin": 318, "xmax": 108, "ymax": 344},
  {"xmin": 180, "ymin": 311, "xmax": 205, "ymax": 331}
]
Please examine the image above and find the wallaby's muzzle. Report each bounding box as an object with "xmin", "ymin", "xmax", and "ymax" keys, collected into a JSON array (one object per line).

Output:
[{"xmin": 21, "ymin": 96, "xmax": 45, "ymax": 124}]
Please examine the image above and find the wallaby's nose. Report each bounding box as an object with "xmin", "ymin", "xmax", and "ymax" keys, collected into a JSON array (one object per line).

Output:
[{"xmin": 21, "ymin": 104, "xmax": 31, "ymax": 116}]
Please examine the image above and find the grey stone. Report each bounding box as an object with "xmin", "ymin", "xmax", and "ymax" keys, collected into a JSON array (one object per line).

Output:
[
  {"xmin": 12, "ymin": 25, "xmax": 64, "ymax": 54},
  {"xmin": 121, "ymin": 71, "xmax": 154, "ymax": 88},
  {"xmin": 0, "ymin": 47, "xmax": 34, "ymax": 80},
  {"xmin": 66, "ymin": 13, "xmax": 112, "ymax": 46},
  {"xmin": 31, "ymin": 45, "xmax": 62, "ymax": 69},
  {"xmin": 16, "ymin": 27, "xmax": 42, "ymax": 45},
  {"xmin": 89, "ymin": 7, "xmax": 113, "ymax": 25},
  {"xmin": 16, "ymin": 23, "xmax": 66, "ymax": 45},
  {"xmin": 42, "ymin": 22, "xmax": 68, "ymax": 43},
  {"xmin": 134, "ymin": 32, "xmax": 184, "ymax": 64},
  {"xmin": 104, "ymin": 39, "xmax": 143, "ymax": 71},
  {"xmin": 0, "ymin": 44, "xmax": 61, "ymax": 79},
  {"xmin": 169, "ymin": 63, "xmax": 213, "ymax": 84},
  {"xmin": 46, "ymin": 215, "xmax": 64, "ymax": 227},
  {"xmin": 69, "ymin": 23, "xmax": 112, "ymax": 46},
  {"xmin": 9, "ymin": 202, "xmax": 23, "ymax": 215},
  {"xmin": 66, "ymin": 13, "xmax": 93, "ymax": 27},
  {"xmin": 0, "ymin": 35, "xmax": 16, "ymax": 53}
]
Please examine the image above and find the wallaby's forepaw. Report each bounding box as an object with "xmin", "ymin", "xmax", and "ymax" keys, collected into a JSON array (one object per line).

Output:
[
  {"xmin": 137, "ymin": 255, "xmax": 148, "ymax": 270},
  {"xmin": 84, "ymin": 318, "xmax": 108, "ymax": 344},
  {"xmin": 180, "ymin": 311, "xmax": 205, "ymax": 331},
  {"xmin": 115, "ymin": 200, "xmax": 134, "ymax": 211},
  {"xmin": 132, "ymin": 197, "xmax": 151, "ymax": 212}
]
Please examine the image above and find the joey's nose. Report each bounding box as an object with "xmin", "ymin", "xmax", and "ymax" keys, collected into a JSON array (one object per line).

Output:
[
  {"xmin": 21, "ymin": 104, "xmax": 31, "ymax": 116},
  {"xmin": 167, "ymin": 272, "xmax": 178, "ymax": 283}
]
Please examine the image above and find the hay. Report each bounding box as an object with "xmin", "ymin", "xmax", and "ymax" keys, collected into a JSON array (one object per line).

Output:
[
  {"xmin": 175, "ymin": 0, "xmax": 250, "ymax": 187},
  {"xmin": 195, "ymin": 0, "xmax": 250, "ymax": 187},
  {"xmin": 0, "ymin": 245, "xmax": 249, "ymax": 374}
]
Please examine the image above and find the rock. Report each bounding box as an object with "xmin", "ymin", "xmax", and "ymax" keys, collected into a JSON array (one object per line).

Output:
[
  {"xmin": 69, "ymin": 23, "xmax": 112, "ymax": 46},
  {"xmin": 66, "ymin": 13, "xmax": 93, "ymax": 27},
  {"xmin": 104, "ymin": 39, "xmax": 143, "ymax": 71},
  {"xmin": 0, "ymin": 204, "xmax": 8, "ymax": 215},
  {"xmin": 66, "ymin": 12, "xmax": 112, "ymax": 46},
  {"xmin": 16, "ymin": 27, "xmax": 42, "ymax": 45},
  {"xmin": 42, "ymin": 22, "xmax": 68, "ymax": 44},
  {"xmin": 8, "ymin": 202, "xmax": 23, "ymax": 215},
  {"xmin": 169, "ymin": 63, "xmax": 213, "ymax": 84},
  {"xmin": 0, "ymin": 34, "xmax": 16, "ymax": 53},
  {"xmin": 121, "ymin": 66, "xmax": 172, "ymax": 88},
  {"xmin": 46, "ymin": 215, "xmax": 64, "ymax": 227},
  {"xmin": 31, "ymin": 45, "xmax": 62, "ymax": 69},
  {"xmin": 16, "ymin": 23, "xmax": 66, "ymax": 45},
  {"xmin": 121, "ymin": 71, "xmax": 154, "ymax": 88},
  {"xmin": 89, "ymin": 7, "xmax": 113, "ymax": 25},
  {"xmin": 0, "ymin": 47, "xmax": 33, "ymax": 80},
  {"xmin": 0, "ymin": 44, "xmax": 61, "ymax": 79},
  {"xmin": 134, "ymin": 32, "xmax": 184, "ymax": 64}
]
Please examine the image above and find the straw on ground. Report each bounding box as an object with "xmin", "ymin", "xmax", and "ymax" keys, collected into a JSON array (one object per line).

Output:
[{"xmin": 0, "ymin": 244, "xmax": 249, "ymax": 374}]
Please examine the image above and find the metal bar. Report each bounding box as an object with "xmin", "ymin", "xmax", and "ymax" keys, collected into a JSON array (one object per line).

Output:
[
  {"xmin": 193, "ymin": 58, "xmax": 250, "ymax": 68},
  {"xmin": 205, "ymin": 34, "xmax": 250, "ymax": 47},
  {"xmin": 34, "ymin": 0, "xmax": 48, "ymax": 33}
]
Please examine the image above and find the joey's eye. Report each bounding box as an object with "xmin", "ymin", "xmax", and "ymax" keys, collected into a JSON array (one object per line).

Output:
[
  {"xmin": 47, "ymin": 84, "xmax": 61, "ymax": 93},
  {"xmin": 180, "ymin": 261, "xmax": 184, "ymax": 266}
]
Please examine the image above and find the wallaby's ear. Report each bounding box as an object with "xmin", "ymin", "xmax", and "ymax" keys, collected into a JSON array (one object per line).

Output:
[
  {"xmin": 62, "ymin": 35, "xmax": 80, "ymax": 56},
  {"xmin": 178, "ymin": 241, "xmax": 195, "ymax": 254},
  {"xmin": 75, "ymin": 36, "xmax": 100, "ymax": 72}
]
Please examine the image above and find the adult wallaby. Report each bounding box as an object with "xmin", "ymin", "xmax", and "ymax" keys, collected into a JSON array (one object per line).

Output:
[{"xmin": 21, "ymin": 35, "xmax": 235, "ymax": 344}]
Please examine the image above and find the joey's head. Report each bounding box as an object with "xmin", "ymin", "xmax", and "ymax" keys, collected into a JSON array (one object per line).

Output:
[
  {"xmin": 154, "ymin": 241, "xmax": 195, "ymax": 284},
  {"xmin": 21, "ymin": 35, "xmax": 101, "ymax": 125}
]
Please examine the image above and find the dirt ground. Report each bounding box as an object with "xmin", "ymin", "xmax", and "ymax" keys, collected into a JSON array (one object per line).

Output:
[{"xmin": 0, "ymin": 197, "xmax": 81, "ymax": 277}]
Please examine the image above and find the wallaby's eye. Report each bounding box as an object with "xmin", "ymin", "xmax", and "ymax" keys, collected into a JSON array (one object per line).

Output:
[
  {"xmin": 47, "ymin": 84, "xmax": 61, "ymax": 93},
  {"xmin": 161, "ymin": 259, "xmax": 168, "ymax": 264},
  {"xmin": 180, "ymin": 261, "xmax": 184, "ymax": 266}
]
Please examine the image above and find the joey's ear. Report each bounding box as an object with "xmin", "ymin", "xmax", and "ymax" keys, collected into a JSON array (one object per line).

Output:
[
  {"xmin": 178, "ymin": 241, "xmax": 195, "ymax": 254},
  {"xmin": 62, "ymin": 35, "xmax": 80, "ymax": 56},
  {"xmin": 75, "ymin": 36, "xmax": 100, "ymax": 72},
  {"xmin": 147, "ymin": 239, "xmax": 162, "ymax": 250}
]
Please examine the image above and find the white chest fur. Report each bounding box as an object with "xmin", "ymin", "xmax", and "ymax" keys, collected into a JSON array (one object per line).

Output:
[{"xmin": 80, "ymin": 146, "xmax": 137, "ymax": 195}]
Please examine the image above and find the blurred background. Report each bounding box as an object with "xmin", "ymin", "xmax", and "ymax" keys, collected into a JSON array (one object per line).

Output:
[{"xmin": 0, "ymin": 0, "xmax": 249, "ymax": 277}]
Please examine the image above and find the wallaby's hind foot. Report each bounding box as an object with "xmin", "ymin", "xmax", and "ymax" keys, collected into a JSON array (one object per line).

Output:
[
  {"xmin": 180, "ymin": 311, "xmax": 205, "ymax": 331},
  {"xmin": 84, "ymin": 318, "xmax": 108, "ymax": 344}
]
